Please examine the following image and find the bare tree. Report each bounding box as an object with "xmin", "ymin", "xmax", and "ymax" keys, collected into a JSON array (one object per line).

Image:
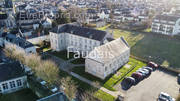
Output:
[
  {"xmin": 81, "ymin": 91, "xmax": 95, "ymax": 101},
  {"xmin": 60, "ymin": 77, "xmax": 77, "ymax": 101},
  {"xmin": 4, "ymin": 46, "xmax": 60, "ymax": 85}
]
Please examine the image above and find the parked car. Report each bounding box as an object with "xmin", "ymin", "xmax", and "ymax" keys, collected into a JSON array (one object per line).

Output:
[
  {"xmin": 116, "ymin": 95, "xmax": 124, "ymax": 101},
  {"xmin": 137, "ymin": 68, "xmax": 150, "ymax": 78},
  {"xmin": 131, "ymin": 72, "xmax": 143, "ymax": 84},
  {"xmin": 141, "ymin": 68, "xmax": 152, "ymax": 76},
  {"xmin": 121, "ymin": 77, "xmax": 135, "ymax": 90},
  {"xmin": 148, "ymin": 61, "xmax": 158, "ymax": 70},
  {"xmin": 142, "ymin": 67, "xmax": 153, "ymax": 72},
  {"xmin": 178, "ymin": 74, "xmax": 180, "ymax": 85},
  {"xmin": 158, "ymin": 92, "xmax": 175, "ymax": 101}
]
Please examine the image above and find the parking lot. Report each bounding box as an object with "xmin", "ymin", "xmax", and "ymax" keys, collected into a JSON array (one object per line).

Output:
[{"xmin": 117, "ymin": 69, "xmax": 179, "ymax": 101}]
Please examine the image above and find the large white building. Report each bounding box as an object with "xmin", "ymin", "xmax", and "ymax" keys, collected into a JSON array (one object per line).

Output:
[
  {"xmin": 151, "ymin": 14, "xmax": 180, "ymax": 35},
  {"xmin": 85, "ymin": 37, "xmax": 130, "ymax": 79},
  {"xmin": 0, "ymin": 61, "xmax": 27, "ymax": 94},
  {"xmin": 50, "ymin": 24, "xmax": 113, "ymax": 55}
]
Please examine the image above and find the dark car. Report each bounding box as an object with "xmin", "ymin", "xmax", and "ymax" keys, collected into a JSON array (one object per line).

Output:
[
  {"xmin": 116, "ymin": 95, "xmax": 124, "ymax": 101},
  {"xmin": 142, "ymin": 67, "xmax": 153, "ymax": 72},
  {"xmin": 131, "ymin": 72, "xmax": 143, "ymax": 84},
  {"xmin": 121, "ymin": 77, "xmax": 135, "ymax": 90},
  {"xmin": 178, "ymin": 74, "xmax": 180, "ymax": 85},
  {"xmin": 137, "ymin": 69, "xmax": 150, "ymax": 78},
  {"xmin": 148, "ymin": 61, "xmax": 158, "ymax": 70}
]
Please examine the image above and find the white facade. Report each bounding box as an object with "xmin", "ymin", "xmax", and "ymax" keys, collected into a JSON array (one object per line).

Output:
[
  {"xmin": 0, "ymin": 76, "xmax": 27, "ymax": 94},
  {"xmin": 42, "ymin": 18, "xmax": 52, "ymax": 28},
  {"xmin": 85, "ymin": 37, "xmax": 130, "ymax": 79},
  {"xmin": 27, "ymin": 35, "xmax": 49, "ymax": 44},
  {"xmin": 151, "ymin": 15, "xmax": 180, "ymax": 35},
  {"xmin": 50, "ymin": 32, "xmax": 101, "ymax": 55},
  {"xmin": 98, "ymin": 11, "xmax": 109, "ymax": 19}
]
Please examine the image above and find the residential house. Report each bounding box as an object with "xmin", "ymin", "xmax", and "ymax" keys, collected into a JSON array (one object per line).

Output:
[
  {"xmin": 151, "ymin": 14, "xmax": 180, "ymax": 35},
  {"xmin": 50, "ymin": 24, "xmax": 112, "ymax": 55},
  {"xmin": 41, "ymin": 17, "xmax": 52, "ymax": 28},
  {"xmin": 0, "ymin": 12, "xmax": 16, "ymax": 28},
  {"xmin": 0, "ymin": 61, "xmax": 27, "ymax": 94},
  {"xmin": 85, "ymin": 37, "xmax": 130, "ymax": 79},
  {"xmin": 98, "ymin": 9, "xmax": 110, "ymax": 19},
  {"xmin": 4, "ymin": 34, "xmax": 36, "ymax": 53}
]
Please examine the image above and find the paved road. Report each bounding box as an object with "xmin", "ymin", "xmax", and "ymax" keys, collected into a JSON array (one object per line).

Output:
[{"xmin": 116, "ymin": 70, "xmax": 179, "ymax": 101}]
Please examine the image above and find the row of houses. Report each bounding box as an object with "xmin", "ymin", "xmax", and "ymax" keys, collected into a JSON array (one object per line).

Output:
[{"xmin": 50, "ymin": 24, "xmax": 130, "ymax": 79}]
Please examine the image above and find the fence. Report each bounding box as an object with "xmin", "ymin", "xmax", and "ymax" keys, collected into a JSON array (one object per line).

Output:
[
  {"xmin": 130, "ymin": 55, "xmax": 180, "ymax": 74},
  {"xmin": 27, "ymin": 35, "xmax": 49, "ymax": 44}
]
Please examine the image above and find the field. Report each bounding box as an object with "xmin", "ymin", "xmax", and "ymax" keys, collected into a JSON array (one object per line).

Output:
[
  {"xmin": 97, "ymin": 26, "xmax": 180, "ymax": 69},
  {"xmin": 0, "ymin": 89, "xmax": 38, "ymax": 101}
]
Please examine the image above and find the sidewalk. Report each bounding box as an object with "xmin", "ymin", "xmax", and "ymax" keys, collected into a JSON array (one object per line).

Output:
[{"xmin": 47, "ymin": 53, "xmax": 123, "ymax": 98}]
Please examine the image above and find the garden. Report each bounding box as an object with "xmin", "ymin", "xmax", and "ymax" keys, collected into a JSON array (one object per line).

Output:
[{"xmin": 72, "ymin": 58, "xmax": 146, "ymax": 91}]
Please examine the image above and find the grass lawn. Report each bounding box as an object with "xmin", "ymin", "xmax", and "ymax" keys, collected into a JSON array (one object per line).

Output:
[
  {"xmin": 96, "ymin": 24, "xmax": 111, "ymax": 31},
  {"xmin": 59, "ymin": 70, "xmax": 115, "ymax": 101},
  {"xmin": 71, "ymin": 58, "xmax": 85, "ymax": 64},
  {"xmin": 98, "ymin": 27, "xmax": 180, "ymax": 69},
  {"xmin": 48, "ymin": 50, "xmax": 75, "ymax": 60},
  {"xmin": 94, "ymin": 90, "xmax": 115, "ymax": 101},
  {"xmin": 0, "ymin": 89, "xmax": 38, "ymax": 101},
  {"xmin": 72, "ymin": 58, "xmax": 146, "ymax": 91}
]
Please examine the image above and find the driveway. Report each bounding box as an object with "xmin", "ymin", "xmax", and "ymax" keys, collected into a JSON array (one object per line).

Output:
[{"xmin": 116, "ymin": 70, "xmax": 179, "ymax": 101}]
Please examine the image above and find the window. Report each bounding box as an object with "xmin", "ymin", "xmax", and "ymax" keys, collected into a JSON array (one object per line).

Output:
[
  {"xmin": 89, "ymin": 40, "xmax": 92, "ymax": 44},
  {"xmin": 105, "ymin": 67, "xmax": 107, "ymax": 71},
  {"xmin": 85, "ymin": 39, "xmax": 87, "ymax": 43},
  {"xmin": 9, "ymin": 81, "xmax": 16, "ymax": 88},
  {"xmin": 85, "ymin": 45, "xmax": 87, "ymax": 49},
  {"xmin": 16, "ymin": 79, "xmax": 22, "ymax": 86},
  {"xmin": 2, "ymin": 83, "xmax": 8, "ymax": 90}
]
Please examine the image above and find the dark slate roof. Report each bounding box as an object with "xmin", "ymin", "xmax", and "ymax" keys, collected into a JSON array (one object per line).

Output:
[
  {"xmin": 5, "ymin": 34, "xmax": 34, "ymax": 49},
  {"xmin": 106, "ymin": 37, "xmax": 115, "ymax": 42},
  {"xmin": 0, "ymin": 13, "xmax": 8, "ymax": 20},
  {"xmin": 101, "ymin": 9, "xmax": 110, "ymax": 14},
  {"xmin": 0, "ymin": 61, "xmax": 25, "ymax": 82},
  {"xmin": 37, "ymin": 92, "xmax": 68, "ymax": 101},
  {"xmin": 154, "ymin": 15, "xmax": 180, "ymax": 22},
  {"xmin": 87, "ymin": 9, "xmax": 98, "ymax": 14},
  {"xmin": 52, "ymin": 24, "xmax": 107, "ymax": 41}
]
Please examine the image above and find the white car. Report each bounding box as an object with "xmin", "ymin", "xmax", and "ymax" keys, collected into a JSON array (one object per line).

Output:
[{"xmin": 158, "ymin": 92, "xmax": 175, "ymax": 101}]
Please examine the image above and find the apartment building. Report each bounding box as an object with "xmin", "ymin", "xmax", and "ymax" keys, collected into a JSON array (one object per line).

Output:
[
  {"xmin": 50, "ymin": 24, "xmax": 113, "ymax": 55},
  {"xmin": 151, "ymin": 14, "xmax": 180, "ymax": 35}
]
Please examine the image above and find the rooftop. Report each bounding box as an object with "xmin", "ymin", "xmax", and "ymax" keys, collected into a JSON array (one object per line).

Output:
[
  {"xmin": 0, "ymin": 61, "xmax": 25, "ymax": 82},
  {"xmin": 51, "ymin": 24, "xmax": 107, "ymax": 41},
  {"xmin": 5, "ymin": 34, "xmax": 34, "ymax": 49}
]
